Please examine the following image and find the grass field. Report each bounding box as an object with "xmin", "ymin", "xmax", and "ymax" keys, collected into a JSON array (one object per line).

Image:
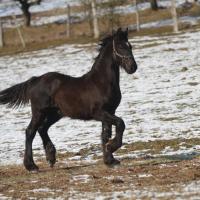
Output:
[{"xmin": 0, "ymin": 139, "xmax": 200, "ymax": 199}]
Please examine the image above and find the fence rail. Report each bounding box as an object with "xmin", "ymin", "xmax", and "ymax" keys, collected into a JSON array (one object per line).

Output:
[{"xmin": 0, "ymin": 0, "xmax": 199, "ymax": 46}]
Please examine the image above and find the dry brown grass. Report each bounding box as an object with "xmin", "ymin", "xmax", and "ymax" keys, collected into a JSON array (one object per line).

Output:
[{"xmin": 1, "ymin": 138, "xmax": 200, "ymax": 199}]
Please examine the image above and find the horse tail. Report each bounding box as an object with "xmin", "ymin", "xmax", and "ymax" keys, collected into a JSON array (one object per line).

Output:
[{"xmin": 0, "ymin": 77, "xmax": 38, "ymax": 108}]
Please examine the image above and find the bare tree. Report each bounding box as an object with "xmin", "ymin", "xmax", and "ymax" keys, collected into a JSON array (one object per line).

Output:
[
  {"xmin": 14, "ymin": 0, "xmax": 42, "ymax": 27},
  {"xmin": 150, "ymin": 0, "xmax": 158, "ymax": 10}
]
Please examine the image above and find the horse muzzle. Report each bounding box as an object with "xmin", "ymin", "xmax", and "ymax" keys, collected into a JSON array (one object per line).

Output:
[{"xmin": 125, "ymin": 61, "xmax": 137, "ymax": 74}]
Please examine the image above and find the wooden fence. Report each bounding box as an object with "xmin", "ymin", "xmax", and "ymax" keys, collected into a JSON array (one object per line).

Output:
[{"xmin": 0, "ymin": 0, "xmax": 182, "ymax": 47}]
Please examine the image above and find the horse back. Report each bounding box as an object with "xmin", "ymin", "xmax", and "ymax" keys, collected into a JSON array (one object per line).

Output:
[{"xmin": 29, "ymin": 72, "xmax": 121, "ymax": 120}]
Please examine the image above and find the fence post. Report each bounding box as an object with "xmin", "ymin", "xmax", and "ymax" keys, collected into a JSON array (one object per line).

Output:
[
  {"xmin": 66, "ymin": 4, "xmax": 71, "ymax": 38},
  {"xmin": 0, "ymin": 19, "xmax": 3, "ymax": 48},
  {"xmin": 12, "ymin": 15, "xmax": 26, "ymax": 48},
  {"xmin": 171, "ymin": 0, "xmax": 178, "ymax": 33},
  {"xmin": 91, "ymin": 0, "xmax": 99, "ymax": 39},
  {"xmin": 133, "ymin": 0, "xmax": 140, "ymax": 31}
]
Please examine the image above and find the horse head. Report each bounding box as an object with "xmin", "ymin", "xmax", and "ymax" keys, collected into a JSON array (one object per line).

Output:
[{"xmin": 113, "ymin": 28, "xmax": 137, "ymax": 74}]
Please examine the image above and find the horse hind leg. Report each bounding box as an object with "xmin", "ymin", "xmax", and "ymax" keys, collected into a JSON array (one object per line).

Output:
[
  {"xmin": 38, "ymin": 109, "xmax": 62, "ymax": 167},
  {"xmin": 24, "ymin": 111, "xmax": 45, "ymax": 171}
]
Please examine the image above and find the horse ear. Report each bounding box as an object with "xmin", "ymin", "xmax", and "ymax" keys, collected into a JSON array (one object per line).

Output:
[
  {"xmin": 125, "ymin": 27, "xmax": 128, "ymax": 37},
  {"xmin": 116, "ymin": 27, "xmax": 122, "ymax": 34}
]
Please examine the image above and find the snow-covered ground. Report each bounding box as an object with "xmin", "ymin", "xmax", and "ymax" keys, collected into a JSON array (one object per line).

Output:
[
  {"xmin": 0, "ymin": 29, "xmax": 200, "ymax": 166},
  {"xmin": 67, "ymin": 181, "xmax": 200, "ymax": 200}
]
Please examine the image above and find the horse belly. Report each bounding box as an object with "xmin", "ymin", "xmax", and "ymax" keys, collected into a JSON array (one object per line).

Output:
[{"xmin": 54, "ymin": 90, "xmax": 96, "ymax": 120}]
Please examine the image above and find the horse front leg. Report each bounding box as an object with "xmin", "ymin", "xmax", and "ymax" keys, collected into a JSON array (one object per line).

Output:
[
  {"xmin": 105, "ymin": 117, "xmax": 125, "ymax": 156},
  {"xmin": 102, "ymin": 122, "xmax": 114, "ymax": 164},
  {"xmin": 96, "ymin": 111, "xmax": 125, "ymax": 165}
]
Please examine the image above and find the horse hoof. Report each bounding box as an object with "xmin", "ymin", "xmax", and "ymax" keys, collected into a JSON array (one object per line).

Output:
[
  {"xmin": 112, "ymin": 159, "xmax": 120, "ymax": 165},
  {"xmin": 46, "ymin": 156, "xmax": 56, "ymax": 168},
  {"xmin": 104, "ymin": 158, "xmax": 120, "ymax": 166},
  {"xmin": 48, "ymin": 161, "xmax": 55, "ymax": 168},
  {"xmin": 45, "ymin": 143, "xmax": 56, "ymax": 168},
  {"xmin": 25, "ymin": 164, "xmax": 39, "ymax": 172}
]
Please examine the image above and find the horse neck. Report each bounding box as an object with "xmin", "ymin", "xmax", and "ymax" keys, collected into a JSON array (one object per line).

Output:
[{"xmin": 90, "ymin": 43, "xmax": 120, "ymax": 85}]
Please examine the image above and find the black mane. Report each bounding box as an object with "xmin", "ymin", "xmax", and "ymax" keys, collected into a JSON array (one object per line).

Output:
[
  {"xmin": 98, "ymin": 34, "xmax": 113, "ymax": 53},
  {"xmin": 97, "ymin": 29, "xmax": 128, "ymax": 54},
  {"xmin": 92, "ymin": 34, "xmax": 114, "ymax": 65}
]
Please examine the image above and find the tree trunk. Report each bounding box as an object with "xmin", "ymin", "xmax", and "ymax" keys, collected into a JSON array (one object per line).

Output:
[
  {"xmin": 21, "ymin": 2, "xmax": 31, "ymax": 26},
  {"xmin": 24, "ymin": 11, "xmax": 31, "ymax": 27},
  {"xmin": 150, "ymin": 0, "xmax": 158, "ymax": 10}
]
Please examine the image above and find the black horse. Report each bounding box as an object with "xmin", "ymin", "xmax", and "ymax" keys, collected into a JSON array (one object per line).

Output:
[{"xmin": 0, "ymin": 28, "xmax": 137, "ymax": 171}]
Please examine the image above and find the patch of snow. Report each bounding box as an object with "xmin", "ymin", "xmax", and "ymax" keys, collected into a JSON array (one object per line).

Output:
[
  {"xmin": 68, "ymin": 181, "xmax": 200, "ymax": 200},
  {"xmin": 68, "ymin": 155, "xmax": 82, "ymax": 161},
  {"xmin": 0, "ymin": 194, "xmax": 9, "ymax": 200},
  {"xmin": 183, "ymin": 181, "xmax": 200, "ymax": 194},
  {"xmin": 116, "ymin": 149, "xmax": 151, "ymax": 160},
  {"xmin": 159, "ymin": 145, "xmax": 200, "ymax": 160},
  {"xmin": 31, "ymin": 187, "xmax": 53, "ymax": 193},
  {"xmin": 138, "ymin": 174, "xmax": 153, "ymax": 178},
  {"xmin": 71, "ymin": 175, "xmax": 92, "ymax": 184}
]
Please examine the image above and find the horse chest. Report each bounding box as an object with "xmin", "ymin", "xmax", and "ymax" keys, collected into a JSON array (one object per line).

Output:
[{"xmin": 104, "ymin": 85, "xmax": 121, "ymax": 112}]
